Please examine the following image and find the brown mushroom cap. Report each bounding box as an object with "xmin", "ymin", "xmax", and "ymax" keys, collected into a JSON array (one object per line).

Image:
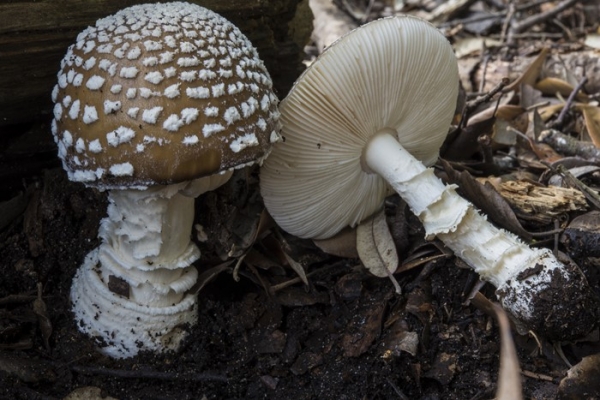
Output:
[{"xmin": 51, "ymin": 2, "xmax": 280, "ymax": 189}]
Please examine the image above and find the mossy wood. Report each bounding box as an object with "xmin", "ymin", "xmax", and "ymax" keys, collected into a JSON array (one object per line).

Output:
[{"xmin": 0, "ymin": 0, "xmax": 312, "ymax": 127}]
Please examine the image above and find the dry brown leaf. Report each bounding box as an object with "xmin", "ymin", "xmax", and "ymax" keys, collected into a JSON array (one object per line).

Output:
[
  {"xmin": 504, "ymin": 48, "xmax": 549, "ymax": 92},
  {"xmin": 538, "ymin": 103, "xmax": 564, "ymax": 122},
  {"xmin": 281, "ymin": 251, "xmax": 309, "ymax": 286},
  {"xmin": 492, "ymin": 303, "xmax": 524, "ymax": 400},
  {"xmin": 584, "ymin": 33, "xmax": 600, "ymax": 50},
  {"xmin": 493, "ymin": 118, "xmax": 518, "ymax": 146},
  {"xmin": 579, "ymin": 105, "xmax": 600, "ymax": 148},
  {"xmin": 313, "ymin": 226, "xmax": 358, "ymax": 258},
  {"xmin": 379, "ymin": 320, "xmax": 419, "ymax": 358},
  {"xmin": 535, "ymin": 77, "xmax": 589, "ymax": 102},
  {"xmin": 356, "ymin": 209, "xmax": 398, "ymax": 278},
  {"xmin": 444, "ymin": 115, "xmax": 495, "ymax": 161},
  {"xmin": 453, "ymin": 37, "xmax": 502, "ymax": 59}
]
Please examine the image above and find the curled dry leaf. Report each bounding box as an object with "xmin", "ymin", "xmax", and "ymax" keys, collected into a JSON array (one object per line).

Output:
[
  {"xmin": 356, "ymin": 209, "xmax": 398, "ymax": 278},
  {"xmin": 313, "ymin": 226, "xmax": 359, "ymax": 258},
  {"xmin": 504, "ymin": 48, "xmax": 549, "ymax": 93},
  {"xmin": 356, "ymin": 210, "xmax": 401, "ymax": 294},
  {"xmin": 380, "ymin": 321, "xmax": 419, "ymax": 359},
  {"xmin": 492, "ymin": 303, "xmax": 523, "ymax": 400},
  {"xmin": 579, "ymin": 105, "xmax": 600, "ymax": 148},
  {"xmin": 356, "ymin": 210, "xmax": 398, "ymax": 278},
  {"xmin": 535, "ymin": 77, "xmax": 589, "ymax": 102}
]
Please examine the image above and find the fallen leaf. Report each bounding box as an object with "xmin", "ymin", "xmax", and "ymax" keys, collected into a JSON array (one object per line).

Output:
[
  {"xmin": 341, "ymin": 290, "xmax": 391, "ymax": 357},
  {"xmin": 492, "ymin": 303, "xmax": 523, "ymax": 400},
  {"xmin": 504, "ymin": 48, "xmax": 549, "ymax": 92},
  {"xmin": 313, "ymin": 226, "xmax": 358, "ymax": 258},
  {"xmin": 453, "ymin": 37, "xmax": 502, "ymax": 59},
  {"xmin": 584, "ymin": 33, "xmax": 600, "ymax": 50},
  {"xmin": 379, "ymin": 319, "xmax": 419, "ymax": 358},
  {"xmin": 535, "ymin": 77, "xmax": 589, "ymax": 102},
  {"xmin": 579, "ymin": 105, "xmax": 600, "ymax": 148},
  {"xmin": 356, "ymin": 209, "xmax": 398, "ymax": 278}
]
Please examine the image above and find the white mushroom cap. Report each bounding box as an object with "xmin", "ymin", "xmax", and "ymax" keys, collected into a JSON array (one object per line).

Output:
[
  {"xmin": 260, "ymin": 16, "xmax": 459, "ymax": 239},
  {"xmin": 52, "ymin": 2, "xmax": 281, "ymax": 189}
]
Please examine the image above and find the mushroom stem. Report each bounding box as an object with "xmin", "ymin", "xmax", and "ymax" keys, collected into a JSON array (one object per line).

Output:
[
  {"xmin": 364, "ymin": 131, "xmax": 597, "ymax": 340},
  {"xmin": 71, "ymin": 172, "xmax": 232, "ymax": 358},
  {"xmin": 97, "ymin": 185, "xmax": 201, "ymax": 306}
]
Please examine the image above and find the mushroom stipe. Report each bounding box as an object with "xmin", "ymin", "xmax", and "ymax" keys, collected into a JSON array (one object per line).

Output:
[{"xmin": 260, "ymin": 16, "xmax": 598, "ymax": 341}]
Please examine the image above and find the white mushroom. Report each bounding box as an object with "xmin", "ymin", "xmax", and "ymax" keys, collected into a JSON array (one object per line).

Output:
[
  {"xmin": 52, "ymin": 2, "xmax": 281, "ymax": 358},
  {"xmin": 260, "ymin": 16, "xmax": 597, "ymax": 341}
]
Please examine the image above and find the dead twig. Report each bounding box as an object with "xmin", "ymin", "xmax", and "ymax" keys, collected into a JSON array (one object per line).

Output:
[
  {"xmin": 508, "ymin": 0, "xmax": 579, "ymax": 41},
  {"xmin": 539, "ymin": 129, "xmax": 600, "ymax": 161},
  {"xmin": 549, "ymin": 76, "xmax": 588, "ymax": 129},
  {"xmin": 465, "ymin": 77, "xmax": 509, "ymax": 115},
  {"xmin": 439, "ymin": 0, "xmax": 556, "ymax": 28},
  {"xmin": 71, "ymin": 364, "xmax": 228, "ymax": 382}
]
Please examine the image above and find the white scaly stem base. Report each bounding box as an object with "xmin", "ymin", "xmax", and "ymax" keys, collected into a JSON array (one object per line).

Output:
[
  {"xmin": 363, "ymin": 131, "xmax": 597, "ymax": 340},
  {"xmin": 71, "ymin": 173, "xmax": 232, "ymax": 358}
]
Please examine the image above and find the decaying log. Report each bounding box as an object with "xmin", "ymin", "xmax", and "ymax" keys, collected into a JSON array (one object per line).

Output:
[
  {"xmin": 0, "ymin": 0, "xmax": 312, "ymax": 128},
  {"xmin": 488, "ymin": 179, "xmax": 588, "ymax": 225}
]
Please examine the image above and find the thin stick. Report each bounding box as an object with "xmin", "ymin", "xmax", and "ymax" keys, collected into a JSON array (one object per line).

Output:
[
  {"xmin": 549, "ymin": 76, "xmax": 588, "ymax": 129},
  {"xmin": 439, "ymin": 0, "xmax": 556, "ymax": 28},
  {"xmin": 71, "ymin": 364, "xmax": 228, "ymax": 382},
  {"xmin": 465, "ymin": 77, "xmax": 509, "ymax": 114},
  {"xmin": 511, "ymin": 0, "xmax": 579, "ymax": 34}
]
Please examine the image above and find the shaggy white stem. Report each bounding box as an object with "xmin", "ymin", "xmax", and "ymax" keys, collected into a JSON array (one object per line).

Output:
[
  {"xmin": 98, "ymin": 185, "xmax": 201, "ymax": 306},
  {"xmin": 363, "ymin": 130, "xmax": 549, "ymax": 288},
  {"xmin": 71, "ymin": 172, "xmax": 233, "ymax": 358},
  {"xmin": 361, "ymin": 131, "xmax": 599, "ymax": 340}
]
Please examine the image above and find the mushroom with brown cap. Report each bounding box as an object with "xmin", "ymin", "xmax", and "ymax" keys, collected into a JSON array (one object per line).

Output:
[
  {"xmin": 51, "ymin": 2, "xmax": 280, "ymax": 358},
  {"xmin": 260, "ymin": 16, "xmax": 598, "ymax": 341}
]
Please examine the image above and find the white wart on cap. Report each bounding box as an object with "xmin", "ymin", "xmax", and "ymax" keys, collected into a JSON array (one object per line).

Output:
[
  {"xmin": 51, "ymin": 1, "xmax": 280, "ymax": 189},
  {"xmin": 260, "ymin": 15, "xmax": 458, "ymax": 239}
]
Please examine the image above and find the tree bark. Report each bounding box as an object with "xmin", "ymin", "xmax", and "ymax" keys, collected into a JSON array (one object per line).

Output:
[{"xmin": 0, "ymin": 0, "xmax": 313, "ymax": 127}]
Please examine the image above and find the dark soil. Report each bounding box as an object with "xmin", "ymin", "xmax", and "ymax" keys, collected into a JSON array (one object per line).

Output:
[{"xmin": 1, "ymin": 156, "xmax": 599, "ymax": 400}]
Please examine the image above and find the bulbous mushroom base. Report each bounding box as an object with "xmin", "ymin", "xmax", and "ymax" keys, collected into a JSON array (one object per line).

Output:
[
  {"xmin": 497, "ymin": 257, "xmax": 599, "ymax": 342},
  {"xmin": 71, "ymin": 250, "xmax": 198, "ymax": 359}
]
